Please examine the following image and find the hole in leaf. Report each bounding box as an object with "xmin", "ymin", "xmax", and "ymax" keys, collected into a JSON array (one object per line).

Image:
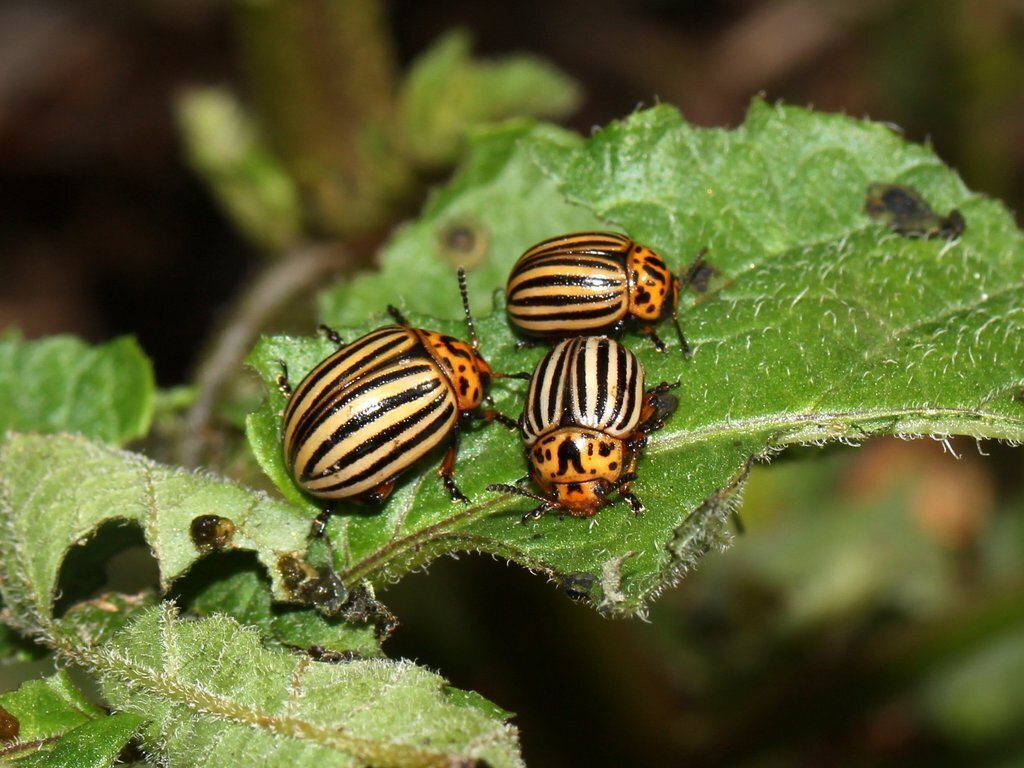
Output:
[
  {"xmin": 54, "ymin": 521, "xmax": 157, "ymax": 618},
  {"xmin": 170, "ymin": 550, "xmax": 383, "ymax": 657},
  {"xmin": 171, "ymin": 549, "xmax": 274, "ymax": 621}
]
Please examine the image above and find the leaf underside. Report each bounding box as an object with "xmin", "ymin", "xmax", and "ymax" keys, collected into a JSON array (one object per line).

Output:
[{"xmin": 92, "ymin": 605, "xmax": 521, "ymax": 768}]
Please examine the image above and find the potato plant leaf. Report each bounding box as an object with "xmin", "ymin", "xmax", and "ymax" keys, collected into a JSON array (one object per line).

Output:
[
  {"xmin": 0, "ymin": 439, "xmax": 522, "ymax": 765},
  {"xmin": 252, "ymin": 100, "xmax": 1024, "ymax": 616},
  {"xmin": 317, "ymin": 120, "xmax": 602, "ymax": 325},
  {"xmin": 80, "ymin": 605, "xmax": 521, "ymax": 767},
  {"xmin": 398, "ymin": 29, "xmax": 580, "ymax": 169},
  {"xmin": 0, "ymin": 671, "xmax": 144, "ymax": 767},
  {"xmin": 0, "ymin": 334, "xmax": 154, "ymax": 446},
  {"xmin": 0, "ymin": 433, "xmax": 360, "ymax": 645}
]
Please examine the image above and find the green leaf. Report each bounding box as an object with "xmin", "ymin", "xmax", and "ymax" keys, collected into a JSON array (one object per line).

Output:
[
  {"xmin": 318, "ymin": 121, "xmax": 603, "ymax": 326},
  {"xmin": 176, "ymin": 87, "xmax": 303, "ymax": 252},
  {"xmin": 920, "ymin": 624, "xmax": 1024, "ymax": 746},
  {"xmin": 85, "ymin": 604, "xmax": 521, "ymax": 767},
  {"xmin": 14, "ymin": 716, "xmax": 145, "ymax": 768},
  {"xmin": 0, "ymin": 433, "xmax": 313, "ymax": 631},
  {"xmin": 0, "ymin": 671, "xmax": 103, "ymax": 738},
  {"xmin": 0, "ymin": 334, "xmax": 154, "ymax": 446},
  {"xmin": 0, "ymin": 671, "xmax": 142, "ymax": 767},
  {"xmin": 398, "ymin": 30, "xmax": 580, "ymax": 169},
  {"xmin": 180, "ymin": 557, "xmax": 381, "ymax": 658},
  {"xmin": 253, "ymin": 100, "xmax": 1024, "ymax": 616},
  {"xmin": 57, "ymin": 592, "xmax": 156, "ymax": 650}
]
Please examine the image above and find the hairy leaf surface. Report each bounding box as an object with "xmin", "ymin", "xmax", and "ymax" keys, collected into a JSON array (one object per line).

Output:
[
  {"xmin": 88, "ymin": 605, "xmax": 520, "ymax": 767},
  {"xmin": 253, "ymin": 101, "xmax": 1024, "ymax": 615}
]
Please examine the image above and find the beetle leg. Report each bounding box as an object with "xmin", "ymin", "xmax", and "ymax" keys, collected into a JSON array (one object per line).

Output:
[
  {"xmin": 671, "ymin": 248, "xmax": 708, "ymax": 358},
  {"xmin": 607, "ymin": 471, "xmax": 644, "ymax": 516},
  {"xmin": 615, "ymin": 470, "xmax": 639, "ymax": 487},
  {"xmin": 495, "ymin": 370, "xmax": 533, "ymax": 381},
  {"xmin": 622, "ymin": 492, "xmax": 646, "ymax": 516},
  {"xmin": 317, "ymin": 324, "xmax": 345, "ymax": 347},
  {"xmin": 487, "ymin": 481, "xmax": 551, "ymax": 522},
  {"xmin": 441, "ymin": 473, "xmax": 469, "ymax": 503},
  {"xmin": 521, "ymin": 503, "xmax": 552, "ymax": 523},
  {"xmin": 671, "ymin": 311, "xmax": 691, "ymax": 358},
  {"xmin": 611, "ymin": 471, "xmax": 639, "ymax": 498},
  {"xmin": 638, "ymin": 382, "xmax": 679, "ymax": 433},
  {"xmin": 480, "ymin": 395, "xmax": 522, "ymax": 429},
  {"xmin": 276, "ymin": 360, "xmax": 293, "ymax": 398},
  {"xmin": 438, "ymin": 425, "xmax": 469, "ymax": 503},
  {"xmin": 309, "ymin": 503, "xmax": 335, "ymax": 538},
  {"xmin": 363, "ymin": 479, "xmax": 396, "ymax": 505},
  {"xmin": 477, "ymin": 408, "xmax": 519, "ymax": 431},
  {"xmin": 387, "ymin": 305, "xmax": 409, "ymax": 326},
  {"xmin": 647, "ymin": 329, "xmax": 668, "ymax": 354}
]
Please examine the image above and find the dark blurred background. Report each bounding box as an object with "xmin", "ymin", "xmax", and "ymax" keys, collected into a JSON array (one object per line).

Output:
[{"xmin": 2, "ymin": 1, "xmax": 1023, "ymax": 765}]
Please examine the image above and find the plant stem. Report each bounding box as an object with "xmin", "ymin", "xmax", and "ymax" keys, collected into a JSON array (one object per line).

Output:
[
  {"xmin": 178, "ymin": 242, "xmax": 353, "ymax": 468},
  {"xmin": 231, "ymin": 0, "xmax": 411, "ymax": 235}
]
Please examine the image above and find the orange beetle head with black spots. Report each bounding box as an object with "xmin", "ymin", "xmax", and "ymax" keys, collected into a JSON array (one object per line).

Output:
[
  {"xmin": 527, "ymin": 427, "xmax": 632, "ymax": 518},
  {"xmin": 419, "ymin": 330, "xmax": 492, "ymax": 412},
  {"xmin": 626, "ymin": 243, "xmax": 678, "ymax": 323}
]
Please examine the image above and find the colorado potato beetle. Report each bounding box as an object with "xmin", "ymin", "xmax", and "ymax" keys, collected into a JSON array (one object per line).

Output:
[
  {"xmin": 488, "ymin": 336, "xmax": 677, "ymax": 521},
  {"xmin": 279, "ymin": 268, "xmax": 516, "ymax": 529},
  {"xmin": 505, "ymin": 232, "xmax": 693, "ymax": 356}
]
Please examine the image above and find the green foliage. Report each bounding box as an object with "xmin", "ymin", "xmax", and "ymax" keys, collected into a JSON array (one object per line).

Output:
[
  {"xmin": 0, "ymin": 433, "xmax": 359, "ymax": 644},
  {"xmin": 176, "ymin": 88, "xmax": 303, "ymax": 252},
  {"xmin": 180, "ymin": 25, "xmax": 580, "ymax": 243},
  {"xmin": 398, "ymin": 30, "xmax": 581, "ymax": 169},
  {"xmin": 318, "ymin": 121, "xmax": 601, "ymax": 324},
  {"xmin": 1, "ymin": 100, "xmax": 1023, "ymax": 767},
  {"xmin": 181, "ymin": 560, "xmax": 382, "ymax": 659},
  {"xmin": 257, "ymin": 100, "xmax": 1024, "ymax": 616},
  {"xmin": 920, "ymin": 623, "xmax": 1024, "ymax": 746},
  {"xmin": 0, "ymin": 434, "xmax": 522, "ymax": 763},
  {"xmin": 622, "ymin": 442, "xmax": 1024, "ymax": 762},
  {"xmin": 86, "ymin": 605, "xmax": 521, "ymax": 767},
  {"xmin": 0, "ymin": 333, "xmax": 154, "ymax": 446},
  {"xmin": 0, "ymin": 671, "xmax": 144, "ymax": 766}
]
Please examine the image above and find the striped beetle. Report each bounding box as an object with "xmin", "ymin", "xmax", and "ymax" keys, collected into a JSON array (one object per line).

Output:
[
  {"xmin": 278, "ymin": 268, "xmax": 517, "ymax": 532},
  {"xmin": 505, "ymin": 232, "xmax": 695, "ymax": 356},
  {"xmin": 488, "ymin": 336, "xmax": 677, "ymax": 521}
]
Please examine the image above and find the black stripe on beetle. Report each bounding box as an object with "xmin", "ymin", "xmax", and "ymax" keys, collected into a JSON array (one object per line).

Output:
[
  {"xmin": 278, "ymin": 269, "xmax": 516, "ymax": 532},
  {"xmin": 506, "ymin": 231, "xmax": 692, "ymax": 356},
  {"xmin": 493, "ymin": 336, "xmax": 675, "ymax": 521}
]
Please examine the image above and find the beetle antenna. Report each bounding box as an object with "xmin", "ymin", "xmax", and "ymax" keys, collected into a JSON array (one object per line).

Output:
[
  {"xmin": 387, "ymin": 304, "xmax": 409, "ymax": 326},
  {"xmin": 487, "ymin": 483, "xmax": 547, "ymax": 503},
  {"xmin": 672, "ymin": 309, "xmax": 691, "ymax": 358},
  {"xmin": 673, "ymin": 249, "xmax": 707, "ymax": 359},
  {"xmin": 457, "ymin": 266, "xmax": 481, "ymax": 350}
]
